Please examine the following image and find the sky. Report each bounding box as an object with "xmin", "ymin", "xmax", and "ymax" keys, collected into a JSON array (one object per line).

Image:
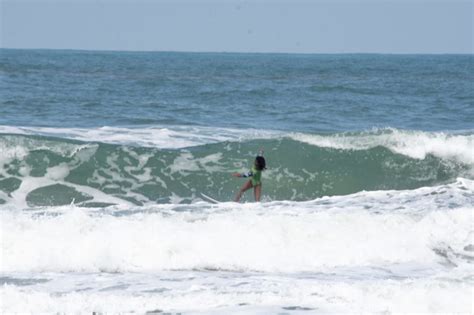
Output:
[{"xmin": 1, "ymin": 0, "xmax": 473, "ymax": 54}]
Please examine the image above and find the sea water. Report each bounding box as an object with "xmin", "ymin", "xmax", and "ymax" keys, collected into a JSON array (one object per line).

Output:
[{"xmin": 0, "ymin": 49, "xmax": 473, "ymax": 313}]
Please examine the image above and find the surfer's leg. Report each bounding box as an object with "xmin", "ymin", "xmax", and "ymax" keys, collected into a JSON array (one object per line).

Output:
[
  {"xmin": 254, "ymin": 184, "xmax": 261, "ymax": 202},
  {"xmin": 235, "ymin": 180, "xmax": 253, "ymax": 202}
]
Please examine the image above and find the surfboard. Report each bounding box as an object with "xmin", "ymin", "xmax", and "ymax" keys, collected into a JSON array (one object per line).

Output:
[{"xmin": 200, "ymin": 193, "xmax": 220, "ymax": 204}]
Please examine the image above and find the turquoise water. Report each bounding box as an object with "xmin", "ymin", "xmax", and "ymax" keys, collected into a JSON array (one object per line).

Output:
[
  {"xmin": 0, "ymin": 132, "xmax": 470, "ymax": 206},
  {"xmin": 1, "ymin": 49, "xmax": 473, "ymax": 313}
]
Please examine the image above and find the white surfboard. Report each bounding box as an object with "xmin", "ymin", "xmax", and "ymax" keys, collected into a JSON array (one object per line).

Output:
[{"xmin": 200, "ymin": 193, "xmax": 220, "ymax": 204}]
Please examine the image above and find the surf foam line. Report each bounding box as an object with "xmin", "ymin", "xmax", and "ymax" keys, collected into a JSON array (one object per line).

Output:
[
  {"xmin": 1, "ymin": 125, "xmax": 473, "ymax": 163},
  {"xmin": 1, "ymin": 271, "xmax": 472, "ymax": 313},
  {"xmin": 290, "ymin": 127, "xmax": 474, "ymax": 165},
  {"xmin": 0, "ymin": 125, "xmax": 283, "ymax": 149},
  {"xmin": 1, "ymin": 180, "xmax": 472, "ymax": 273}
]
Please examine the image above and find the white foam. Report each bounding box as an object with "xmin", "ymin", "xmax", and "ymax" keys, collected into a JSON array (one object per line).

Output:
[
  {"xmin": 169, "ymin": 152, "xmax": 225, "ymax": 175},
  {"xmin": 45, "ymin": 163, "xmax": 70, "ymax": 181},
  {"xmin": 3, "ymin": 125, "xmax": 472, "ymax": 166},
  {"xmin": 1, "ymin": 180, "xmax": 472, "ymax": 314},
  {"xmin": 6, "ymin": 174, "xmax": 132, "ymax": 210},
  {"xmin": 1, "ymin": 179, "xmax": 472, "ymax": 274},
  {"xmin": 0, "ymin": 138, "xmax": 130, "ymax": 209},
  {"xmin": 0, "ymin": 271, "xmax": 471, "ymax": 313},
  {"xmin": 0, "ymin": 139, "xmax": 29, "ymax": 178},
  {"xmin": 0, "ymin": 125, "xmax": 282, "ymax": 149},
  {"xmin": 291, "ymin": 128, "xmax": 474, "ymax": 164}
]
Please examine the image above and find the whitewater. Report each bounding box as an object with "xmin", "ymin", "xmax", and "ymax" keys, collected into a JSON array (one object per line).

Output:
[{"xmin": 1, "ymin": 49, "xmax": 473, "ymax": 313}]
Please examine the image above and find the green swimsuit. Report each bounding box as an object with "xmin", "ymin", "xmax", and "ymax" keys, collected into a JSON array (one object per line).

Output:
[{"xmin": 242, "ymin": 166, "xmax": 262, "ymax": 186}]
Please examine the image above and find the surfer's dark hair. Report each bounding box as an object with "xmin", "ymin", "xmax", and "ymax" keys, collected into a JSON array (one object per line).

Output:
[{"xmin": 255, "ymin": 156, "xmax": 266, "ymax": 171}]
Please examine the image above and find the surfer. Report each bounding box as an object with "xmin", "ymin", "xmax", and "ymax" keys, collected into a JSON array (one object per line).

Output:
[{"xmin": 232, "ymin": 149, "xmax": 266, "ymax": 202}]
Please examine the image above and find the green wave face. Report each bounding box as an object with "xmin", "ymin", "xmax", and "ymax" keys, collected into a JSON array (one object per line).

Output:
[{"xmin": 0, "ymin": 134, "xmax": 469, "ymax": 207}]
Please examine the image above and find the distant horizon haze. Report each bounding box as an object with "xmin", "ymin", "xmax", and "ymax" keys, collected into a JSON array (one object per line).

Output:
[
  {"xmin": 1, "ymin": 0, "xmax": 473, "ymax": 54},
  {"xmin": 0, "ymin": 47, "xmax": 473, "ymax": 55}
]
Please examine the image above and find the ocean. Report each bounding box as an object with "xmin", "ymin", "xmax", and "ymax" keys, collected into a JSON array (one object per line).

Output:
[{"xmin": 0, "ymin": 49, "xmax": 473, "ymax": 313}]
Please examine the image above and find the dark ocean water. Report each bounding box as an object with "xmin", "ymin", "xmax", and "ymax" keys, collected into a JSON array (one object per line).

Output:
[{"xmin": 1, "ymin": 49, "xmax": 473, "ymax": 132}]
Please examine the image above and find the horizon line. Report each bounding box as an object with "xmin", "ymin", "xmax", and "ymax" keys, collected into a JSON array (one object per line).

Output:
[{"xmin": 1, "ymin": 47, "xmax": 473, "ymax": 56}]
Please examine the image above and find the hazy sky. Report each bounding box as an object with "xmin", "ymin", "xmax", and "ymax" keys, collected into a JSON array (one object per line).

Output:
[{"xmin": 1, "ymin": 0, "xmax": 473, "ymax": 53}]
